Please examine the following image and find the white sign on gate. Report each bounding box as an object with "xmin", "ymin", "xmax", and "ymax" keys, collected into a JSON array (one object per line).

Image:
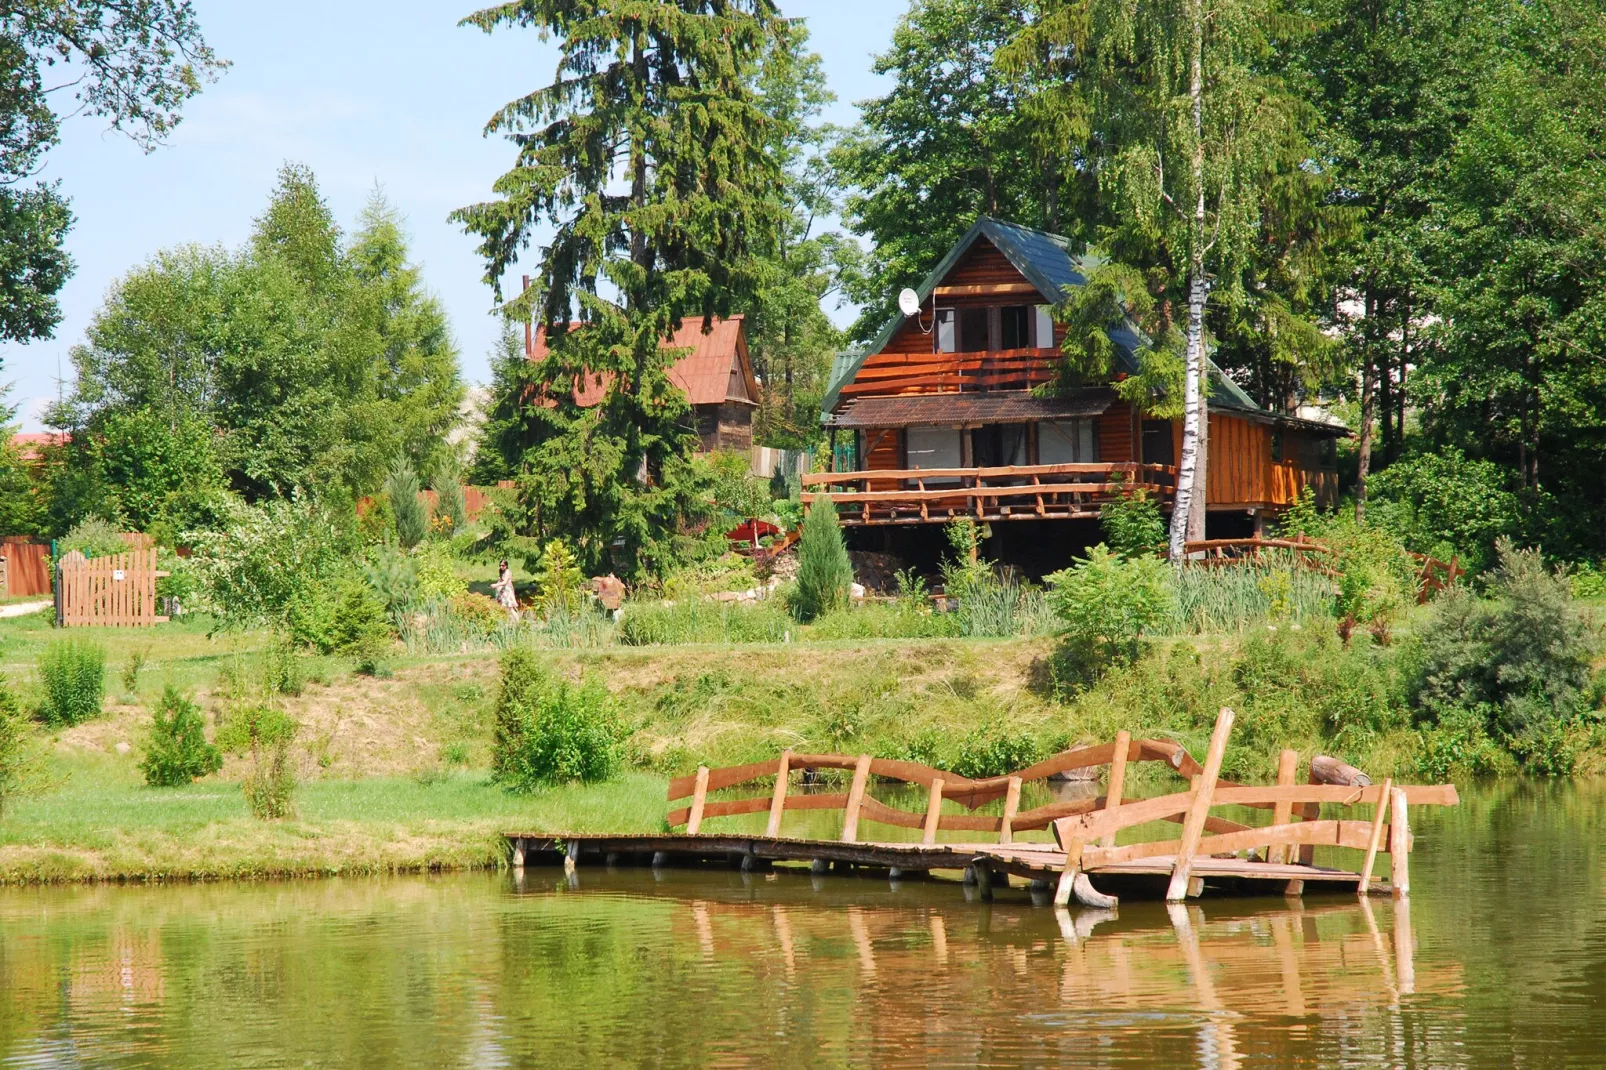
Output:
[{"xmin": 113, "ymin": 570, "xmax": 125, "ymax": 581}]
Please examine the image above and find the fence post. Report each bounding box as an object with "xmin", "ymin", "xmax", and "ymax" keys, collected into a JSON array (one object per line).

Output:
[
  {"xmin": 1389, "ymin": 787, "xmax": 1411, "ymax": 897},
  {"xmin": 765, "ymin": 750, "xmax": 793, "ymax": 838},
  {"xmin": 686, "ymin": 766, "xmax": 710, "ymax": 835},
  {"xmin": 1267, "ymin": 748, "xmax": 1299, "ymax": 863},
  {"xmin": 1166, "ymin": 708, "xmax": 1236, "ymax": 902},
  {"xmin": 1101, "ymin": 731, "xmax": 1131, "ymax": 848},
  {"xmin": 922, "ymin": 778, "xmax": 944, "ymax": 845},
  {"xmin": 999, "ymin": 777, "xmax": 1022, "ymax": 845},
  {"xmin": 840, "ymin": 754, "xmax": 872, "ymax": 844}
]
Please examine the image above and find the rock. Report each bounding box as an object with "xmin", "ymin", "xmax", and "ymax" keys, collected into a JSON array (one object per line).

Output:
[
  {"xmin": 850, "ymin": 582, "xmax": 866, "ymax": 601},
  {"xmin": 114, "ymin": 741, "xmax": 131, "ymax": 755}
]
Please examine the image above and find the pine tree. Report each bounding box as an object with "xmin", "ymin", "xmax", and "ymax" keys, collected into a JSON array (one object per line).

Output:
[
  {"xmin": 454, "ymin": 0, "xmax": 787, "ymax": 578},
  {"xmin": 140, "ymin": 685, "xmax": 223, "ymax": 788},
  {"xmin": 793, "ymin": 502, "xmax": 853, "ymax": 621}
]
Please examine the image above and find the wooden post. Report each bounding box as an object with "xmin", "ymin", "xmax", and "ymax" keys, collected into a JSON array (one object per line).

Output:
[
  {"xmin": 1267, "ymin": 748, "xmax": 1298, "ymax": 863},
  {"xmin": 1388, "ymin": 786, "xmax": 1411, "ymax": 897},
  {"xmin": 999, "ymin": 777, "xmax": 1022, "ymax": 845},
  {"xmin": 1357, "ymin": 777, "xmax": 1392, "ymax": 896},
  {"xmin": 922, "ymin": 777, "xmax": 944, "ymax": 845},
  {"xmin": 686, "ymin": 766, "xmax": 710, "ymax": 835},
  {"xmin": 1100, "ymin": 731, "xmax": 1131, "ymax": 848},
  {"xmin": 840, "ymin": 754, "xmax": 873, "ymax": 843},
  {"xmin": 1165, "ymin": 708, "xmax": 1236, "ymax": 902},
  {"xmin": 764, "ymin": 750, "xmax": 793, "ymax": 838}
]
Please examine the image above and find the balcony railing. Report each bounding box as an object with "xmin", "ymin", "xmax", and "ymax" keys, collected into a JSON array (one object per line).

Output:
[{"xmin": 800, "ymin": 462, "xmax": 1177, "ymax": 526}]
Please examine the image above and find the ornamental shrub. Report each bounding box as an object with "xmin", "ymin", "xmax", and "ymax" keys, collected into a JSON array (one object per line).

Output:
[
  {"xmin": 184, "ymin": 495, "xmax": 355, "ymax": 629},
  {"xmin": 140, "ymin": 685, "xmax": 223, "ymax": 787},
  {"xmin": 1410, "ymin": 540, "xmax": 1597, "ymax": 763},
  {"xmin": 1099, "ymin": 485, "xmax": 1167, "ymax": 559},
  {"xmin": 218, "ymin": 703, "xmax": 299, "ymax": 819},
  {"xmin": 385, "ymin": 459, "xmax": 428, "ymax": 549},
  {"xmin": 428, "ymin": 455, "xmax": 468, "ymax": 534},
  {"xmin": 36, "ymin": 640, "xmax": 106, "ymax": 727},
  {"xmin": 1046, "ymin": 545, "xmax": 1176, "ymax": 687},
  {"xmin": 492, "ymin": 648, "xmax": 622, "ymax": 789},
  {"xmin": 791, "ymin": 503, "xmax": 853, "ymax": 622},
  {"xmin": 56, "ymin": 517, "xmax": 128, "ymax": 560}
]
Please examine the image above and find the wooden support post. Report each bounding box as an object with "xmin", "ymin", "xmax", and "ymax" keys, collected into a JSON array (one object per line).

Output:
[
  {"xmin": 1101, "ymin": 731, "xmax": 1131, "ymax": 848},
  {"xmin": 1267, "ymin": 748, "xmax": 1298, "ymax": 864},
  {"xmin": 1166, "ymin": 708, "xmax": 1236, "ymax": 902},
  {"xmin": 1389, "ymin": 786, "xmax": 1411, "ymax": 897},
  {"xmin": 686, "ymin": 766, "xmax": 710, "ymax": 835},
  {"xmin": 922, "ymin": 777, "xmax": 944, "ymax": 845},
  {"xmin": 999, "ymin": 777, "xmax": 1022, "ymax": 845},
  {"xmin": 840, "ymin": 754, "xmax": 873, "ymax": 844},
  {"xmin": 764, "ymin": 750, "xmax": 793, "ymax": 838},
  {"xmin": 564, "ymin": 839, "xmax": 580, "ymax": 873},
  {"xmin": 511, "ymin": 838, "xmax": 525, "ymax": 868},
  {"xmin": 1357, "ymin": 777, "xmax": 1392, "ymax": 896}
]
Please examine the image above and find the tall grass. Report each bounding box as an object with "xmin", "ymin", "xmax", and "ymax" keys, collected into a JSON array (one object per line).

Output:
[
  {"xmin": 953, "ymin": 577, "xmax": 1057, "ymax": 638},
  {"xmin": 1171, "ymin": 552, "xmax": 1336, "ymax": 633},
  {"xmin": 36, "ymin": 640, "xmax": 106, "ymax": 726},
  {"xmin": 617, "ymin": 597, "xmax": 792, "ymax": 646}
]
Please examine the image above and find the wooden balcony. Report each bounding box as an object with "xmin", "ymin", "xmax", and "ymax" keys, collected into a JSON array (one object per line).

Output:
[{"xmin": 800, "ymin": 462, "xmax": 1177, "ymax": 526}]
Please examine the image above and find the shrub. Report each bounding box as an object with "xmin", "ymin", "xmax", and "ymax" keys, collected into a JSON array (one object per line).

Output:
[
  {"xmin": 218, "ymin": 703, "xmax": 299, "ymax": 819},
  {"xmin": 1410, "ymin": 541, "xmax": 1597, "ymax": 756},
  {"xmin": 0, "ymin": 677, "xmax": 31, "ymax": 817},
  {"xmin": 414, "ymin": 543, "xmax": 467, "ymax": 602},
  {"xmin": 1099, "ymin": 485, "xmax": 1167, "ymax": 559},
  {"xmin": 791, "ymin": 503, "xmax": 853, "ymax": 622},
  {"xmin": 949, "ymin": 723, "xmax": 1043, "ymax": 779},
  {"xmin": 140, "ymin": 685, "xmax": 223, "ymax": 787},
  {"xmin": 940, "ymin": 519, "xmax": 990, "ymax": 597},
  {"xmin": 533, "ymin": 539, "xmax": 586, "ymax": 616},
  {"xmin": 428, "ymin": 455, "xmax": 468, "ymax": 534},
  {"xmin": 37, "ymin": 640, "xmax": 106, "ymax": 727},
  {"xmin": 952, "ymin": 575, "xmax": 1055, "ymax": 638},
  {"xmin": 1046, "ymin": 545, "xmax": 1175, "ymax": 686},
  {"xmin": 1172, "ymin": 552, "xmax": 1335, "ymax": 632},
  {"xmin": 57, "ymin": 518, "xmax": 128, "ymax": 560},
  {"xmin": 1571, "ymin": 562, "xmax": 1606, "ymax": 601},
  {"xmin": 288, "ymin": 574, "xmax": 392, "ymax": 658},
  {"xmin": 1367, "ymin": 448, "xmax": 1522, "ymax": 573},
  {"xmin": 184, "ymin": 495, "xmax": 355, "ymax": 629},
  {"xmin": 121, "ymin": 649, "xmax": 148, "ymax": 693},
  {"xmin": 492, "ymin": 648, "xmax": 622, "ymax": 789},
  {"xmin": 386, "ymin": 459, "xmax": 428, "ymax": 549}
]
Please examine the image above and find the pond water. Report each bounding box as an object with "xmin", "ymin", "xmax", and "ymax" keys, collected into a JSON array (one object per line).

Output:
[{"xmin": 1, "ymin": 780, "xmax": 1602, "ymax": 1068}]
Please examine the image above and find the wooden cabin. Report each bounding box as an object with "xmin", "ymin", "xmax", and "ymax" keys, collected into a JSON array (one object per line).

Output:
[
  {"xmin": 529, "ymin": 315, "xmax": 760, "ymax": 453},
  {"xmin": 805, "ymin": 219, "xmax": 1343, "ymax": 545}
]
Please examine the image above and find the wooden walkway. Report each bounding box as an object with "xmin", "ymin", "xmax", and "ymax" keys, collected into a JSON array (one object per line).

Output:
[{"xmin": 507, "ymin": 710, "xmax": 1459, "ymax": 906}]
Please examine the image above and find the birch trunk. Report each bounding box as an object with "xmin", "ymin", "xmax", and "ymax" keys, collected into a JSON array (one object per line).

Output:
[{"xmin": 1168, "ymin": 0, "xmax": 1210, "ymax": 560}]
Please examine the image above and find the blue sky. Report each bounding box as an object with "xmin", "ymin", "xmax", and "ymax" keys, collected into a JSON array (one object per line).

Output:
[{"xmin": 2, "ymin": 0, "xmax": 908, "ymax": 431}]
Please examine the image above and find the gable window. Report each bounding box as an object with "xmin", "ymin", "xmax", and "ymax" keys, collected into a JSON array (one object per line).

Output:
[
  {"xmin": 959, "ymin": 307, "xmax": 990, "ymax": 353},
  {"xmin": 1000, "ymin": 305, "xmax": 1030, "ymax": 349}
]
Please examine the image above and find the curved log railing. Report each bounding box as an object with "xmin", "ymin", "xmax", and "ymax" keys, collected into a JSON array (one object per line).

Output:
[{"xmin": 1181, "ymin": 538, "xmax": 1464, "ymax": 605}]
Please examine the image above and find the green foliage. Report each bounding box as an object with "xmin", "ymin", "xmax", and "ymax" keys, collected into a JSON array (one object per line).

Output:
[
  {"xmin": 702, "ymin": 451, "xmax": 773, "ymax": 523},
  {"xmin": 217, "ymin": 703, "xmax": 299, "ymax": 820},
  {"xmin": 949, "ymin": 723, "xmax": 1043, "ymax": 780},
  {"xmin": 810, "ymin": 601, "xmax": 962, "ymax": 641},
  {"xmin": 57, "ymin": 517, "xmax": 127, "ymax": 559},
  {"xmin": 456, "ymin": 0, "xmax": 786, "ymax": 581},
  {"xmin": 1099, "ymin": 486, "xmax": 1168, "ymax": 560},
  {"xmin": 36, "ymin": 639, "xmax": 105, "ymax": 727},
  {"xmin": 76, "ymin": 407, "xmax": 230, "ymax": 534},
  {"xmin": 1410, "ymin": 541, "xmax": 1598, "ymax": 759},
  {"xmin": 428, "ymin": 455, "xmax": 468, "ymax": 534},
  {"xmin": 1571, "ymin": 563, "xmax": 1606, "ymax": 601},
  {"xmin": 533, "ymin": 540, "xmax": 586, "ymax": 617},
  {"xmin": 1368, "ymin": 449, "xmax": 1523, "ymax": 572},
  {"xmin": 185, "ymin": 495, "xmax": 356, "ymax": 629},
  {"xmin": 120, "ymin": 648, "xmax": 147, "ymax": 694},
  {"xmin": 953, "ymin": 577, "xmax": 1055, "ymax": 639},
  {"xmin": 491, "ymin": 649, "xmax": 622, "ymax": 789},
  {"xmin": 1171, "ymin": 554, "xmax": 1336, "ymax": 632},
  {"xmin": 1046, "ymin": 545, "xmax": 1176, "ymax": 686},
  {"xmin": 792, "ymin": 503, "xmax": 853, "ymax": 622},
  {"xmin": 386, "ymin": 459, "xmax": 427, "ymax": 550},
  {"xmin": 618, "ymin": 598, "xmax": 791, "ymax": 646},
  {"xmin": 413, "ymin": 543, "xmax": 466, "ymax": 603},
  {"xmin": 0, "ymin": 677, "xmax": 31, "ymax": 816},
  {"xmin": 140, "ymin": 685, "xmax": 222, "ymax": 787}
]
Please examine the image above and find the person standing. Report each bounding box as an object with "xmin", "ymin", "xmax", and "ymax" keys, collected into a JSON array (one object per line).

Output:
[{"xmin": 493, "ymin": 559, "xmax": 519, "ymax": 622}]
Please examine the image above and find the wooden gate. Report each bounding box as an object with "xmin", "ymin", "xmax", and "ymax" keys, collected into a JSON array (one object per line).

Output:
[
  {"xmin": 56, "ymin": 549, "xmax": 169, "ymax": 627},
  {"xmin": 0, "ymin": 538, "xmax": 51, "ymax": 598}
]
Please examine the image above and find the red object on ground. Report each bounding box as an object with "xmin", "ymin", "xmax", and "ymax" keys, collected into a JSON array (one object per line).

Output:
[{"xmin": 725, "ymin": 519, "xmax": 780, "ymax": 547}]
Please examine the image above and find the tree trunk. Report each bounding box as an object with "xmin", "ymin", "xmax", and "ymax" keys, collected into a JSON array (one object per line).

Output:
[
  {"xmin": 1355, "ymin": 338, "xmax": 1375, "ymax": 524},
  {"xmin": 1168, "ymin": 0, "xmax": 1209, "ymax": 560}
]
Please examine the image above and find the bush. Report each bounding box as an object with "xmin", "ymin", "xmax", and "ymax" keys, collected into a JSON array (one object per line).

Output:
[
  {"xmin": 1046, "ymin": 545, "xmax": 1175, "ymax": 686},
  {"xmin": 57, "ymin": 517, "xmax": 128, "ymax": 560},
  {"xmin": 1099, "ymin": 485, "xmax": 1167, "ymax": 559},
  {"xmin": 949, "ymin": 724, "xmax": 1043, "ymax": 779},
  {"xmin": 287, "ymin": 574, "xmax": 393, "ymax": 659},
  {"xmin": 952, "ymin": 575, "xmax": 1056, "ymax": 638},
  {"xmin": 184, "ymin": 495, "xmax": 356, "ymax": 629},
  {"xmin": 1410, "ymin": 540, "xmax": 1597, "ymax": 762},
  {"xmin": 36, "ymin": 640, "xmax": 106, "ymax": 727},
  {"xmin": 492, "ymin": 648, "xmax": 622, "ymax": 789},
  {"xmin": 413, "ymin": 543, "xmax": 467, "ymax": 602},
  {"xmin": 428, "ymin": 455, "xmax": 468, "ymax": 534},
  {"xmin": 791, "ymin": 503, "xmax": 853, "ymax": 622},
  {"xmin": 386, "ymin": 459, "xmax": 428, "ymax": 549},
  {"xmin": 140, "ymin": 685, "xmax": 223, "ymax": 787},
  {"xmin": 533, "ymin": 539, "xmax": 586, "ymax": 616},
  {"xmin": 218, "ymin": 703, "xmax": 299, "ymax": 819},
  {"xmin": 1367, "ymin": 448, "xmax": 1522, "ymax": 573},
  {"xmin": 0, "ymin": 677, "xmax": 31, "ymax": 816}
]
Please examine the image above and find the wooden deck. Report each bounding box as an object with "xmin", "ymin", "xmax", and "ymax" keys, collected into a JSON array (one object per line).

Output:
[{"xmin": 505, "ymin": 712, "xmax": 1457, "ymax": 907}]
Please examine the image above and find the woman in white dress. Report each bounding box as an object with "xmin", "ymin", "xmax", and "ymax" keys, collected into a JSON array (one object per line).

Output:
[{"xmin": 492, "ymin": 559, "xmax": 519, "ymax": 622}]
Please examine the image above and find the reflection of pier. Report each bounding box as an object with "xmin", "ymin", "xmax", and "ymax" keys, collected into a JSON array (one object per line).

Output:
[{"xmin": 507, "ymin": 710, "xmax": 1457, "ymax": 905}]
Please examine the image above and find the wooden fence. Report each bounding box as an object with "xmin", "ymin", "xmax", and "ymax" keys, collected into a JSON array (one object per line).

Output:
[
  {"xmin": 0, "ymin": 538, "xmax": 51, "ymax": 597},
  {"xmin": 1183, "ymin": 537, "xmax": 1463, "ymax": 604},
  {"xmin": 56, "ymin": 548, "xmax": 169, "ymax": 627}
]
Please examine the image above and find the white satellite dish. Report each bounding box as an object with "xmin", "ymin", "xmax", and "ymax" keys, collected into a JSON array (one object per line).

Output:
[{"xmin": 897, "ymin": 288, "xmax": 921, "ymax": 318}]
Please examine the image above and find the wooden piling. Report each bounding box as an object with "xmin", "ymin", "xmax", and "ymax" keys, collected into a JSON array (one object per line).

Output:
[
  {"xmin": 1166, "ymin": 708, "xmax": 1235, "ymax": 902},
  {"xmin": 1101, "ymin": 731, "xmax": 1130, "ymax": 849},
  {"xmin": 764, "ymin": 750, "xmax": 793, "ymax": 838},
  {"xmin": 840, "ymin": 754, "xmax": 873, "ymax": 844},
  {"xmin": 1389, "ymin": 786, "xmax": 1411, "ymax": 897},
  {"xmin": 1357, "ymin": 777, "xmax": 1392, "ymax": 895},
  {"xmin": 922, "ymin": 778, "xmax": 944, "ymax": 845}
]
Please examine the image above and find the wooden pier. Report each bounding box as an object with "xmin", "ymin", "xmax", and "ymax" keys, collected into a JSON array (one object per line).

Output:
[{"xmin": 507, "ymin": 709, "xmax": 1459, "ymax": 906}]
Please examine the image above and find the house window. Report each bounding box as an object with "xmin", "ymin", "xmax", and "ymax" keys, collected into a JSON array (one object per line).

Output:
[
  {"xmin": 1034, "ymin": 306, "xmax": 1055, "ymax": 349},
  {"xmin": 1038, "ymin": 419, "xmax": 1098, "ymax": 464},
  {"xmin": 959, "ymin": 307, "xmax": 990, "ymax": 353},
  {"xmin": 1271, "ymin": 431, "xmax": 1284, "ymax": 463},
  {"xmin": 1142, "ymin": 421, "xmax": 1174, "ymax": 466},
  {"xmin": 936, "ymin": 308, "xmax": 956, "ymax": 353},
  {"xmin": 906, "ymin": 426, "xmax": 964, "ymax": 485},
  {"xmin": 971, "ymin": 425, "xmax": 1029, "ymax": 468},
  {"xmin": 1000, "ymin": 306, "xmax": 1030, "ymax": 349}
]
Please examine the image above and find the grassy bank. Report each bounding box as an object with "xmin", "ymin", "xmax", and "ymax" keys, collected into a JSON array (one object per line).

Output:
[{"xmin": 3, "ymin": 598, "xmax": 1603, "ymax": 884}]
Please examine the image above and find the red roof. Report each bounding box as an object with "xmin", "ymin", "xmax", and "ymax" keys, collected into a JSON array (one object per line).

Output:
[
  {"xmin": 11, "ymin": 432, "xmax": 67, "ymax": 461},
  {"xmin": 527, "ymin": 316, "xmax": 759, "ymax": 408}
]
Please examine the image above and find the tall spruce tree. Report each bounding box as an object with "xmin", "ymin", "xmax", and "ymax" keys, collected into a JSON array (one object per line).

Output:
[{"xmin": 455, "ymin": 0, "xmax": 788, "ymax": 578}]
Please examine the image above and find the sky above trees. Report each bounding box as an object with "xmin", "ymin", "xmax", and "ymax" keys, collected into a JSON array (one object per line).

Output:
[{"xmin": 0, "ymin": 0, "xmax": 904, "ymax": 431}]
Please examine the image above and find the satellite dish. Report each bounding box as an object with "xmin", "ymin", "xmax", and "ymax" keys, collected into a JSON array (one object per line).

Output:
[{"xmin": 897, "ymin": 288, "xmax": 921, "ymax": 318}]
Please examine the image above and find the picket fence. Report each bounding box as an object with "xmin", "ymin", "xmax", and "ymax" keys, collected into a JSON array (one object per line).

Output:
[{"xmin": 55, "ymin": 548, "xmax": 169, "ymax": 627}]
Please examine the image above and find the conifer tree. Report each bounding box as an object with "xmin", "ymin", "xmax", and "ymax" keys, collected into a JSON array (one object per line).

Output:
[
  {"xmin": 793, "ymin": 502, "xmax": 853, "ymax": 621},
  {"xmin": 455, "ymin": 0, "xmax": 787, "ymax": 578}
]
